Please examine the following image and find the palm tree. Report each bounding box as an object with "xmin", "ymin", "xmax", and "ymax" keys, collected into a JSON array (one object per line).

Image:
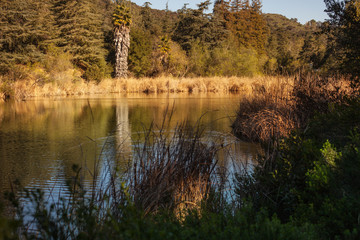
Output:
[{"xmin": 113, "ymin": 1, "xmax": 131, "ymax": 78}]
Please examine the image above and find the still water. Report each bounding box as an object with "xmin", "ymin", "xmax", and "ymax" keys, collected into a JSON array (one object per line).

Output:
[{"xmin": 0, "ymin": 93, "xmax": 260, "ymax": 199}]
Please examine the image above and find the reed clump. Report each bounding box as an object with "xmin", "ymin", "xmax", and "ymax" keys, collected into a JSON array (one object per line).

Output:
[
  {"xmin": 129, "ymin": 121, "xmax": 219, "ymax": 215},
  {"xmin": 232, "ymin": 74, "xmax": 352, "ymax": 143},
  {"xmin": 232, "ymin": 76, "xmax": 295, "ymax": 142}
]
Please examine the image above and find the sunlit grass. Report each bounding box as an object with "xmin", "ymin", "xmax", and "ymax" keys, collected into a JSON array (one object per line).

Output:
[{"xmin": 1, "ymin": 68, "xmax": 294, "ymax": 100}]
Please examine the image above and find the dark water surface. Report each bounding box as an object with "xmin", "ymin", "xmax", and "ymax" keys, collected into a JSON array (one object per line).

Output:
[{"xmin": 0, "ymin": 93, "xmax": 260, "ymax": 200}]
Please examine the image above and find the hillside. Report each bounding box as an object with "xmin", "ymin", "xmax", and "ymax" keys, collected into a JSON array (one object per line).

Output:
[{"xmin": 0, "ymin": 0, "xmax": 328, "ymax": 81}]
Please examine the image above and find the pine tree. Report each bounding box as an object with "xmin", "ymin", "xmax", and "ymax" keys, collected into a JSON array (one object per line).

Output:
[
  {"xmin": 213, "ymin": 0, "xmax": 232, "ymax": 31},
  {"xmin": 173, "ymin": 0, "xmax": 226, "ymax": 53},
  {"xmin": 27, "ymin": 0, "xmax": 57, "ymax": 50},
  {"xmin": 226, "ymin": 0, "xmax": 268, "ymax": 51},
  {"xmin": 162, "ymin": 2, "xmax": 171, "ymax": 35},
  {"xmin": 128, "ymin": 27, "xmax": 151, "ymax": 77},
  {"xmin": 0, "ymin": 0, "xmax": 31, "ymax": 69},
  {"xmin": 54, "ymin": 0, "xmax": 107, "ymax": 75},
  {"xmin": 113, "ymin": 1, "xmax": 131, "ymax": 78},
  {"xmin": 0, "ymin": 0, "xmax": 56, "ymax": 72},
  {"xmin": 249, "ymin": 0, "xmax": 268, "ymax": 51},
  {"xmin": 324, "ymin": 0, "xmax": 360, "ymax": 81}
]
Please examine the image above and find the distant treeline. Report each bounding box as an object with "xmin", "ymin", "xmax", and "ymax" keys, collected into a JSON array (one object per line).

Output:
[{"xmin": 0, "ymin": 0, "xmax": 357, "ymax": 81}]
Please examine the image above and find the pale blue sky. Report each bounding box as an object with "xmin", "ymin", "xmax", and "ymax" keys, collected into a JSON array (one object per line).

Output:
[{"xmin": 131, "ymin": 0, "xmax": 329, "ymax": 24}]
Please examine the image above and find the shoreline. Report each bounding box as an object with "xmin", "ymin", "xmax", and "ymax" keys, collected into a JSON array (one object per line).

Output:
[{"xmin": 0, "ymin": 76, "xmax": 294, "ymax": 101}]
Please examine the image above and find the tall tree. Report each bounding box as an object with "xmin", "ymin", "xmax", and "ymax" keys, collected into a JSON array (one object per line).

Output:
[
  {"xmin": 172, "ymin": 0, "xmax": 227, "ymax": 53},
  {"xmin": 324, "ymin": 0, "xmax": 360, "ymax": 80},
  {"xmin": 128, "ymin": 28, "xmax": 151, "ymax": 77},
  {"xmin": 113, "ymin": 1, "xmax": 131, "ymax": 78},
  {"xmin": 0, "ymin": 0, "xmax": 56, "ymax": 72},
  {"xmin": 229, "ymin": 0, "xmax": 268, "ymax": 51},
  {"xmin": 54, "ymin": 0, "xmax": 107, "ymax": 77}
]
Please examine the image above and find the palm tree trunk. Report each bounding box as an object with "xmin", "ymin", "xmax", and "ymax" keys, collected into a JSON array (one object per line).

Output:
[{"xmin": 114, "ymin": 25, "xmax": 130, "ymax": 78}]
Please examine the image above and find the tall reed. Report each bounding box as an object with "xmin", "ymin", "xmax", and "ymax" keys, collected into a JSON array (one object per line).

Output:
[{"xmin": 128, "ymin": 120, "xmax": 219, "ymax": 215}]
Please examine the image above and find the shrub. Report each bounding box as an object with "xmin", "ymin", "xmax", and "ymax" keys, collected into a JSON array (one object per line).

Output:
[
  {"xmin": 235, "ymin": 98, "xmax": 360, "ymax": 239},
  {"xmin": 129, "ymin": 28, "xmax": 152, "ymax": 77}
]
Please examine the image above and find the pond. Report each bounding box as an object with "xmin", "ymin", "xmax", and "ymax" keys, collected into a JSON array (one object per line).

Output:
[{"xmin": 0, "ymin": 93, "xmax": 260, "ymax": 202}]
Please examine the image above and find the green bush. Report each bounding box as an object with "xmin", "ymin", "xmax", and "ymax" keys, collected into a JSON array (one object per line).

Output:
[
  {"xmin": 43, "ymin": 46, "xmax": 74, "ymax": 74},
  {"xmin": 235, "ymin": 98, "xmax": 360, "ymax": 239},
  {"xmin": 129, "ymin": 28, "xmax": 152, "ymax": 77},
  {"xmin": 207, "ymin": 44, "xmax": 261, "ymax": 77},
  {"xmin": 83, "ymin": 59, "xmax": 112, "ymax": 82},
  {"xmin": 5, "ymin": 188, "xmax": 318, "ymax": 239}
]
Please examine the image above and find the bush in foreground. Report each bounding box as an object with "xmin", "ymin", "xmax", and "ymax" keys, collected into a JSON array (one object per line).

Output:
[{"xmin": 235, "ymin": 98, "xmax": 360, "ymax": 239}]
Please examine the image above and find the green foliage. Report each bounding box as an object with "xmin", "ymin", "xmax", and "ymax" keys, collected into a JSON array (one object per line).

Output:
[
  {"xmin": 128, "ymin": 28, "xmax": 152, "ymax": 77},
  {"xmin": 172, "ymin": 0, "xmax": 227, "ymax": 53},
  {"xmin": 149, "ymin": 36, "xmax": 189, "ymax": 77},
  {"xmin": 236, "ymin": 99, "xmax": 360, "ymax": 239},
  {"xmin": 4, "ymin": 186, "xmax": 318, "ymax": 239},
  {"xmin": 305, "ymin": 141, "xmax": 340, "ymax": 191},
  {"xmin": 0, "ymin": 0, "xmax": 112, "ymax": 81},
  {"xmin": 55, "ymin": 0, "xmax": 108, "ymax": 74},
  {"xmin": 113, "ymin": 2, "xmax": 132, "ymax": 27},
  {"xmin": 188, "ymin": 40, "xmax": 211, "ymax": 76},
  {"xmin": 320, "ymin": 140, "xmax": 341, "ymax": 167},
  {"xmin": 185, "ymin": 38, "xmax": 263, "ymax": 77},
  {"xmin": 158, "ymin": 35, "xmax": 171, "ymax": 55},
  {"xmin": 177, "ymin": 206, "xmax": 317, "ymax": 240},
  {"xmin": 207, "ymin": 43, "xmax": 262, "ymax": 76},
  {"xmin": 83, "ymin": 59, "xmax": 112, "ymax": 82},
  {"xmin": 0, "ymin": 0, "xmax": 341, "ymax": 79},
  {"xmin": 324, "ymin": 0, "xmax": 360, "ymax": 82},
  {"xmin": 166, "ymin": 41, "xmax": 189, "ymax": 77},
  {"xmin": 0, "ymin": 0, "xmax": 56, "ymax": 70},
  {"xmin": 264, "ymin": 14, "xmax": 327, "ymax": 74},
  {"xmin": 225, "ymin": 0, "xmax": 269, "ymax": 52},
  {"xmin": 42, "ymin": 46, "xmax": 73, "ymax": 75},
  {"xmin": 299, "ymin": 28, "xmax": 327, "ymax": 71}
]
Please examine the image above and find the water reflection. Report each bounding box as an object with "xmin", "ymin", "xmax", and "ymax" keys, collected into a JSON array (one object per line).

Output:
[{"xmin": 0, "ymin": 93, "xmax": 260, "ymax": 203}]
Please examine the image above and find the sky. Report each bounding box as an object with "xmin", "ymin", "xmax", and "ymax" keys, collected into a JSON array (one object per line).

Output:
[{"xmin": 130, "ymin": 0, "xmax": 329, "ymax": 24}]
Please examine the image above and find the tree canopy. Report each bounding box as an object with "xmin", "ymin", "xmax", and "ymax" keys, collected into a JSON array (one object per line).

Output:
[
  {"xmin": 324, "ymin": 0, "xmax": 360, "ymax": 81},
  {"xmin": 0, "ymin": 0, "xmax": 352, "ymax": 80}
]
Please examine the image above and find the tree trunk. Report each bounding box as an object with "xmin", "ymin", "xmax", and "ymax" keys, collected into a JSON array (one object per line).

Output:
[{"xmin": 114, "ymin": 25, "xmax": 130, "ymax": 78}]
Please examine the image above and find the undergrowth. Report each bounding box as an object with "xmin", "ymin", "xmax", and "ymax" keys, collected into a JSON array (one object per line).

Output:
[
  {"xmin": 234, "ymin": 97, "xmax": 360, "ymax": 239},
  {"xmin": 0, "ymin": 114, "xmax": 319, "ymax": 239}
]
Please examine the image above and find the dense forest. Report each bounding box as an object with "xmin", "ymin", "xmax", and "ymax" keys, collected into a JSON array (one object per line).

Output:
[{"xmin": 0, "ymin": 0, "xmax": 345, "ymax": 82}]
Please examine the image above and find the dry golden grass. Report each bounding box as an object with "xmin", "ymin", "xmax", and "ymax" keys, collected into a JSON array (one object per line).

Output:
[{"xmin": 1, "ymin": 73, "xmax": 295, "ymax": 100}]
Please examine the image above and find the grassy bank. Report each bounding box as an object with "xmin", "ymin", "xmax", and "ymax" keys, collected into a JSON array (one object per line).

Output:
[{"xmin": 0, "ymin": 67, "xmax": 294, "ymax": 100}]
